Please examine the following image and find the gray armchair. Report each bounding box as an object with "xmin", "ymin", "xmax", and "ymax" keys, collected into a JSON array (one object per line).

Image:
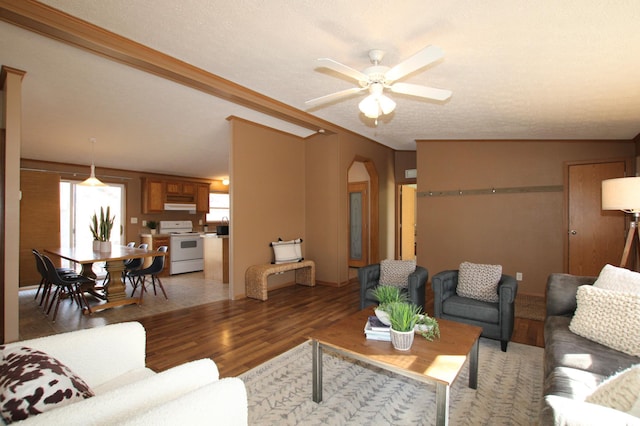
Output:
[
  {"xmin": 359, "ymin": 263, "xmax": 429, "ymax": 312},
  {"xmin": 432, "ymin": 270, "xmax": 517, "ymax": 351}
]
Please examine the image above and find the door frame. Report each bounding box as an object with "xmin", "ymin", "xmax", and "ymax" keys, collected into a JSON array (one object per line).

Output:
[
  {"xmin": 348, "ymin": 181, "xmax": 369, "ymax": 268},
  {"xmin": 563, "ymin": 157, "xmax": 634, "ymax": 273},
  {"xmin": 347, "ymin": 158, "xmax": 379, "ymax": 266}
]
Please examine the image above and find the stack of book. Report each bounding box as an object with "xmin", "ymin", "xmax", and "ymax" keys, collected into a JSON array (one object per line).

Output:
[{"xmin": 364, "ymin": 315, "xmax": 391, "ymax": 341}]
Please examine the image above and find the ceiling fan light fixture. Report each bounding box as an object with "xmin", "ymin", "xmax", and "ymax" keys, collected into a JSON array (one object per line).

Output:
[{"xmin": 359, "ymin": 95, "xmax": 380, "ymax": 118}]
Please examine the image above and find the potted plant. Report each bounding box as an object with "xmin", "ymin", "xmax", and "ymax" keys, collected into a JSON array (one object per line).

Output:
[
  {"xmin": 387, "ymin": 302, "xmax": 422, "ymax": 351},
  {"xmin": 147, "ymin": 220, "xmax": 158, "ymax": 235},
  {"xmin": 371, "ymin": 285, "xmax": 408, "ymax": 325},
  {"xmin": 415, "ymin": 314, "xmax": 440, "ymax": 342},
  {"xmin": 89, "ymin": 206, "xmax": 115, "ymax": 251}
]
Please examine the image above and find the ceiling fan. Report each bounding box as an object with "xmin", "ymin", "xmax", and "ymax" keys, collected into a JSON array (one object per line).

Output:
[{"xmin": 305, "ymin": 45, "xmax": 452, "ymax": 123}]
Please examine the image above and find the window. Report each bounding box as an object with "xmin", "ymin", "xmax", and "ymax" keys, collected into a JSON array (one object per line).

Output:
[{"xmin": 206, "ymin": 193, "xmax": 229, "ymax": 222}]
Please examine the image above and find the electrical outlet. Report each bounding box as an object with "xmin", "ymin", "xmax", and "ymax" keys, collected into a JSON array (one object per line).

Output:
[
  {"xmin": 516, "ymin": 272, "xmax": 523, "ymax": 281},
  {"xmin": 131, "ymin": 217, "xmax": 138, "ymax": 224},
  {"xmin": 142, "ymin": 220, "xmax": 147, "ymax": 227}
]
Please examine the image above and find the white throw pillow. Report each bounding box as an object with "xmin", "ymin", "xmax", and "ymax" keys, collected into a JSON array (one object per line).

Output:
[
  {"xmin": 586, "ymin": 364, "xmax": 640, "ymax": 418},
  {"xmin": 379, "ymin": 259, "xmax": 416, "ymax": 288},
  {"xmin": 271, "ymin": 239, "xmax": 303, "ymax": 264},
  {"xmin": 456, "ymin": 262, "xmax": 502, "ymax": 303},
  {"xmin": 594, "ymin": 264, "xmax": 640, "ymax": 295},
  {"xmin": 569, "ymin": 285, "xmax": 640, "ymax": 357}
]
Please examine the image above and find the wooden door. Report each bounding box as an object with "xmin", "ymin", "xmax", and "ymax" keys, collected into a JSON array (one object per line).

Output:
[
  {"xmin": 400, "ymin": 185, "xmax": 416, "ymax": 260},
  {"xmin": 567, "ymin": 161, "xmax": 626, "ymax": 276},
  {"xmin": 348, "ymin": 182, "xmax": 369, "ymax": 268}
]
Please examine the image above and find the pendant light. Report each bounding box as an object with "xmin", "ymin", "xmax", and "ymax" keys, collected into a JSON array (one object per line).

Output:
[{"xmin": 80, "ymin": 138, "xmax": 106, "ymax": 186}]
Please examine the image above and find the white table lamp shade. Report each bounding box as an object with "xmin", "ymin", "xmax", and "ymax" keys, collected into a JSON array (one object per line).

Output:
[{"xmin": 602, "ymin": 177, "xmax": 640, "ymax": 213}]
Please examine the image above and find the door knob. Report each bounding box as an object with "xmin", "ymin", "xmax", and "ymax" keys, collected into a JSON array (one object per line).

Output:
[{"xmin": 570, "ymin": 230, "xmax": 577, "ymax": 235}]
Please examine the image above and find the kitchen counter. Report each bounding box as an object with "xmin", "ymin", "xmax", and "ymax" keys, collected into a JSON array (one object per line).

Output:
[{"xmin": 202, "ymin": 234, "xmax": 229, "ymax": 282}]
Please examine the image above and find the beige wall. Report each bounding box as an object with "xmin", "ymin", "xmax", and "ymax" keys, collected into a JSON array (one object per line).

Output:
[
  {"xmin": 230, "ymin": 120, "xmax": 396, "ymax": 295},
  {"xmin": 230, "ymin": 118, "xmax": 307, "ymax": 298},
  {"xmin": 417, "ymin": 140, "xmax": 635, "ymax": 296}
]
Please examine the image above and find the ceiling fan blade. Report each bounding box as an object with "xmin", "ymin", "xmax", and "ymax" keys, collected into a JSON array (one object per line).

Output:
[
  {"xmin": 390, "ymin": 82, "xmax": 452, "ymax": 101},
  {"xmin": 384, "ymin": 45, "xmax": 445, "ymax": 82},
  {"xmin": 305, "ymin": 87, "xmax": 366, "ymax": 106},
  {"xmin": 317, "ymin": 58, "xmax": 370, "ymax": 82}
]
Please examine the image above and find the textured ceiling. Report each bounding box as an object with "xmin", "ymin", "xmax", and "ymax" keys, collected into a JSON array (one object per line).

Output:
[{"xmin": 3, "ymin": 0, "xmax": 640, "ymax": 180}]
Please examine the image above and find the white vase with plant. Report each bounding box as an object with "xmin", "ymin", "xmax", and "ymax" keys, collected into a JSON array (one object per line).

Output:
[
  {"xmin": 371, "ymin": 285, "xmax": 408, "ymax": 325},
  {"xmin": 89, "ymin": 206, "xmax": 115, "ymax": 252},
  {"xmin": 387, "ymin": 302, "xmax": 422, "ymax": 351},
  {"xmin": 147, "ymin": 220, "xmax": 158, "ymax": 235}
]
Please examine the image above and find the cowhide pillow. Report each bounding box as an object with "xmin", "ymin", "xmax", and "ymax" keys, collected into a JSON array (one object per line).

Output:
[{"xmin": 0, "ymin": 346, "xmax": 94, "ymax": 423}]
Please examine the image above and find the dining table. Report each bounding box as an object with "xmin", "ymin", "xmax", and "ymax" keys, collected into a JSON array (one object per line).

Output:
[{"xmin": 44, "ymin": 245, "xmax": 166, "ymax": 314}]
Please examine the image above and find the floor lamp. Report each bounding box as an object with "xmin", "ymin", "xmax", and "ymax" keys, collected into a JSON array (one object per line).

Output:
[{"xmin": 602, "ymin": 177, "xmax": 640, "ymax": 269}]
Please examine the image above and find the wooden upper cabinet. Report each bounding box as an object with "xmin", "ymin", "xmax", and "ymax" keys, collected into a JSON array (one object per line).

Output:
[
  {"xmin": 142, "ymin": 178, "xmax": 165, "ymax": 213},
  {"xmin": 165, "ymin": 181, "xmax": 181, "ymax": 195},
  {"xmin": 196, "ymin": 183, "xmax": 210, "ymax": 213},
  {"xmin": 182, "ymin": 182, "xmax": 195, "ymax": 196},
  {"xmin": 143, "ymin": 178, "xmax": 210, "ymax": 213}
]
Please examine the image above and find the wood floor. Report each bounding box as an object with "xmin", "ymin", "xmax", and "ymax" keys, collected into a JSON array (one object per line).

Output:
[{"xmin": 135, "ymin": 282, "xmax": 544, "ymax": 377}]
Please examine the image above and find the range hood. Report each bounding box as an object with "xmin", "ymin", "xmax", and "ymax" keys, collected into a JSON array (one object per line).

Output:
[{"xmin": 163, "ymin": 203, "xmax": 196, "ymax": 213}]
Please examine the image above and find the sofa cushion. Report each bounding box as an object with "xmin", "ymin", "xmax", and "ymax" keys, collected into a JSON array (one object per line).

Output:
[
  {"xmin": 569, "ymin": 285, "xmax": 640, "ymax": 357},
  {"xmin": 379, "ymin": 259, "xmax": 416, "ymax": 288},
  {"xmin": 456, "ymin": 261, "xmax": 501, "ymax": 303},
  {"xmin": 442, "ymin": 295, "xmax": 499, "ymax": 323},
  {"xmin": 544, "ymin": 316, "xmax": 640, "ymax": 379},
  {"xmin": 594, "ymin": 264, "xmax": 640, "ymax": 295},
  {"xmin": 586, "ymin": 364, "xmax": 640, "ymax": 417},
  {"xmin": 271, "ymin": 238, "xmax": 303, "ymax": 264},
  {"xmin": 0, "ymin": 346, "xmax": 94, "ymax": 423}
]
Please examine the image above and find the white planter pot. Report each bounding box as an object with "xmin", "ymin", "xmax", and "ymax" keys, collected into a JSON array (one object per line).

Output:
[
  {"xmin": 100, "ymin": 241, "xmax": 112, "ymax": 252},
  {"xmin": 390, "ymin": 329, "xmax": 415, "ymax": 351},
  {"xmin": 150, "ymin": 229, "xmax": 157, "ymax": 235},
  {"xmin": 93, "ymin": 240, "xmax": 101, "ymax": 251}
]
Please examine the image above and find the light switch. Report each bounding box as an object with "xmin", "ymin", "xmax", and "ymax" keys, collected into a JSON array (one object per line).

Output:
[{"xmin": 131, "ymin": 217, "xmax": 138, "ymax": 224}]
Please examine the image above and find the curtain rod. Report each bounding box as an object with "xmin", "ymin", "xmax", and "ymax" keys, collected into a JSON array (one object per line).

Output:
[
  {"xmin": 20, "ymin": 167, "xmax": 132, "ymax": 181},
  {"xmin": 417, "ymin": 185, "xmax": 563, "ymax": 198}
]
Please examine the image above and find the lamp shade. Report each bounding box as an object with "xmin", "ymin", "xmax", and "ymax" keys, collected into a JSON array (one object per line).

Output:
[{"xmin": 602, "ymin": 177, "xmax": 640, "ymax": 213}]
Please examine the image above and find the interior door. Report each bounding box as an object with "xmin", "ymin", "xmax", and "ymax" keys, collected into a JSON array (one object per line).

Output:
[
  {"xmin": 348, "ymin": 182, "xmax": 369, "ymax": 268},
  {"xmin": 567, "ymin": 161, "xmax": 627, "ymax": 275}
]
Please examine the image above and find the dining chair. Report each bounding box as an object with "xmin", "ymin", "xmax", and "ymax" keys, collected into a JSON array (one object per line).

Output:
[
  {"xmin": 32, "ymin": 249, "xmax": 76, "ymax": 308},
  {"xmin": 129, "ymin": 246, "xmax": 168, "ymax": 301},
  {"xmin": 124, "ymin": 243, "xmax": 149, "ymax": 285},
  {"xmin": 41, "ymin": 254, "xmax": 95, "ymax": 322}
]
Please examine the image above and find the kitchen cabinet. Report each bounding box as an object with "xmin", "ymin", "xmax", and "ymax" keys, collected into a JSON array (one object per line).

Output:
[
  {"xmin": 202, "ymin": 234, "xmax": 229, "ymax": 283},
  {"xmin": 196, "ymin": 183, "xmax": 210, "ymax": 213},
  {"xmin": 141, "ymin": 234, "xmax": 171, "ymax": 277},
  {"xmin": 142, "ymin": 179, "xmax": 165, "ymax": 213},
  {"xmin": 142, "ymin": 178, "xmax": 210, "ymax": 213}
]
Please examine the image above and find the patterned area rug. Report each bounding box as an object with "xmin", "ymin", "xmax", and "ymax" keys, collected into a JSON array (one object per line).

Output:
[{"xmin": 240, "ymin": 338, "xmax": 543, "ymax": 425}]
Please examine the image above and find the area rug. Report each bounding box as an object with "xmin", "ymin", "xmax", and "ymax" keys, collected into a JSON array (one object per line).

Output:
[
  {"xmin": 240, "ymin": 338, "xmax": 543, "ymax": 425},
  {"xmin": 515, "ymin": 293, "xmax": 546, "ymax": 321}
]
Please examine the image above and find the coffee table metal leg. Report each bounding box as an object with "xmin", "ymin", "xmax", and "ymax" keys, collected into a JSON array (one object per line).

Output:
[
  {"xmin": 435, "ymin": 382, "xmax": 449, "ymax": 425},
  {"xmin": 469, "ymin": 337, "xmax": 479, "ymax": 389},
  {"xmin": 312, "ymin": 340, "xmax": 323, "ymax": 403}
]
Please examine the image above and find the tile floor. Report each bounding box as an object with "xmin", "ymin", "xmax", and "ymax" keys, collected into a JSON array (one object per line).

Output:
[{"xmin": 19, "ymin": 271, "xmax": 229, "ymax": 341}]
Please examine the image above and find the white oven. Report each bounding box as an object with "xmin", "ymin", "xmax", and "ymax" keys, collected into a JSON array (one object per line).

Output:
[{"xmin": 159, "ymin": 221, "xmax": 204, "ymax": 275}]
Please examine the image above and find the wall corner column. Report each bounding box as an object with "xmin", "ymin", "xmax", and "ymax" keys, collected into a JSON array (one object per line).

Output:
[{"xmin": 1, "ymin": 66, "xmax": 26, "ymax": 343}]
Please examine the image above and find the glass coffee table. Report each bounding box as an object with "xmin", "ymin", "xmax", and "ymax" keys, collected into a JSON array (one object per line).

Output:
[{"xmin": 307, "ymin": 309, "xmax": 482, "ymax": 426}]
